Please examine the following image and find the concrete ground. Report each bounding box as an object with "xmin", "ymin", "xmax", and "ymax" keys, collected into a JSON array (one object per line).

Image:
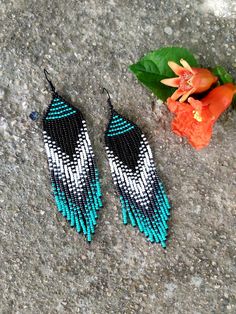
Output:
[{"xmin": 1, "ymin": 0, "xmax": 236, "ymax": 313}]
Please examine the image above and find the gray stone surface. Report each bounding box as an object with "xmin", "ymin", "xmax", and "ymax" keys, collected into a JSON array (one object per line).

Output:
[{"xmin": 1, "ymin": 0, "xmax": 236, "ymax": 313}]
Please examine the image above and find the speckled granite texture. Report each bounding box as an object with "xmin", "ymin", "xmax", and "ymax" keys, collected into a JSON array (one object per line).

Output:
[{"xmin": 1, "ymin": 0, "xmax": 236, "ymax": 313}]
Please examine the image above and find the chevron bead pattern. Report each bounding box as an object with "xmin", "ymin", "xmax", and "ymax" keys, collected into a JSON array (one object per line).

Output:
[
  {"xmin": 105, "ymin": 110, "xmax": 170, "ymax": 248},
  {"xmin": 43, "ymin": 95, "xmax": 102, "ymax": 241}
]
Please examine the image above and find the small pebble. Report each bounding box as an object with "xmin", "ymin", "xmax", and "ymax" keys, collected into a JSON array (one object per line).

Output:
[
  {"xmin": 0, "ymin": 87, "xmax": 5, "ymax": 100},
  {"xmin": 164, "ymin": 27, "xmax": 173, "ymax": 35},
  {"xmin": 29, "ymin": 111, "xmax": 40, "ymax": 121}
]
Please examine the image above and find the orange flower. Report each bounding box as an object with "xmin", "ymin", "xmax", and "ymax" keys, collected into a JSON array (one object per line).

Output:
[
  {"xmin": 167, "ymin": 83, "xmax": 236, "ymax": 150},
  {"xmin": 161, "ymin": 59, "xmax": 218, "ymax": 102}
]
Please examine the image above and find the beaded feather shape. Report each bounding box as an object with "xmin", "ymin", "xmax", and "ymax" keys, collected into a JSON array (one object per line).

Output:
[
  {"xmin": 104, "ymin": 90, "xmax": 170, "ymax": 248},
  {"xmin": 42, "ymin": 71, "xmax": 102, "ymax": 241}
]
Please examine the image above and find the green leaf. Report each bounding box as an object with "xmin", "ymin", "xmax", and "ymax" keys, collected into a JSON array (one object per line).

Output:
[
  {"xmin": 212, "ymin": 66, "xmax": 234, "ymax": 84},
  {"xmin": 129, "ymin": 47, "xmax": 199, "ymax": 101}
]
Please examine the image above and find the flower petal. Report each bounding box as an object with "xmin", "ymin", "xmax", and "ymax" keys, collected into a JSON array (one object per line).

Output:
[
  {"xmin": 167, "ymin": 98, "xmax": 178, "ymax": 112},
  {"xmin": 180, "ymin": 59, "xmax": 194, "ymax": 74},
  {"xmin": 168, "ymin": 61, "xmax": 186, "ymax": 76},
  {"xmin": 161, "ymin": 77, "xmax": 181, "ymax": 87},
  {"xmin": 188, "ymin": 97, "xmax": 203, "ymax": 111},
  {"xmin": 170, "ymin": 88, "xmax": 185, "ymax": 100},
  {"xmin": 179, "ymin": 87, "xmax": 196, "ymax": 102}
]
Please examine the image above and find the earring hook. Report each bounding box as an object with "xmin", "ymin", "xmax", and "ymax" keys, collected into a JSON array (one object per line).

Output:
[
  {"xmin": 102, "ymin": 87, "xmax": 113, "ymax": 111},
  {"xmin": 44, "ymin": 69, "xmax": 56, "ymax": 95}
]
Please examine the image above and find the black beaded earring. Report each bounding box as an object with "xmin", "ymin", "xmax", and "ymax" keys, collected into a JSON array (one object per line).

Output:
[
  {"xmin": 42, "ymin": 70, "xmax": 102, "ymax": 241},
  {"xmin": 103, "ymin": 89, "xmax": 171, "ymax": 248}
]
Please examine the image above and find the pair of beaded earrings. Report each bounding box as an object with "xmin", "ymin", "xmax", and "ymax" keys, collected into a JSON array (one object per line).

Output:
[{"xmin": 42, "ymin": 70, "xmax": 171, "ymax": 248}]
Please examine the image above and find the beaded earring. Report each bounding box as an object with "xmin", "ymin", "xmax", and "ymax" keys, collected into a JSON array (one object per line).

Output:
[
  {"xmin": 42, "ymin": 70, "xmax": 102, "ymax": 241},
  {"xmin": 103, "ymin": 89, "xmax": 171, "ymax": 248}
]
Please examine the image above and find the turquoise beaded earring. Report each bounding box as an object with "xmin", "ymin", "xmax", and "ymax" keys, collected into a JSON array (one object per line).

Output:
[
  {"xmin": 42, "ymin": 70, "xmax": 103, "ymax": 241},
  {"xmin": 103, "ymin": 89, "xmax": 171, "ymax": 248}
]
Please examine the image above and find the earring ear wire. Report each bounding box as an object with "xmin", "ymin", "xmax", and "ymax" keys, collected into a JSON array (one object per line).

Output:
[
  {"xmin": 102, "ymin": 87, "xmax": 113, "ymax": 111},
  {"xmin": 44, "ymin": 69, "xmax": 57, "ymax": 96}
]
